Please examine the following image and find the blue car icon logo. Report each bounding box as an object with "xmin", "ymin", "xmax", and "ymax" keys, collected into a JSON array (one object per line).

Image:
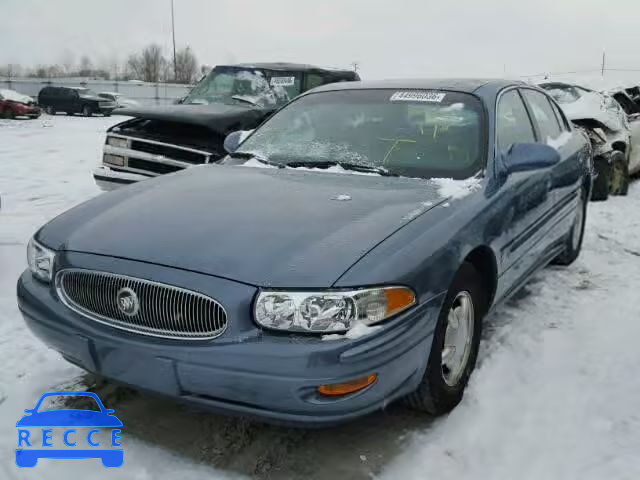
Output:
[{"xmin": 16, "ymin": 391, "xmax": 123, "ymax": 468}]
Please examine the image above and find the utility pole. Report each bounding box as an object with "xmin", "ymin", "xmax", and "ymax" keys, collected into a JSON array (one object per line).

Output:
[
  {"xmin": 351, "ymin": 61, "xmax": 359, "ymax": 72},
  {"xmin": 171, "ymin": 0, "xmax": 177, "ymax": 82},
  {"xmin": 601, "ymin": 51, "xmax": 606, "ymax": 77}
]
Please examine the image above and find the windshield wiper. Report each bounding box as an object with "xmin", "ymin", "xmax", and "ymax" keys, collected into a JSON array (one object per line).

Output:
[
  {"xmin": 285, "ymin": 161, "xmax": 398, "ymax": 176},
  {"xmin": 227, "ymin": 151, "xmax": 283, "ymax": 168},
  {"xmin": 231, "ymin": 95, "xmax": 259, "ymax": 106}
]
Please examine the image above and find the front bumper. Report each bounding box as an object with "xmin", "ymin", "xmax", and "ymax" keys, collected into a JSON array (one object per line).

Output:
[
  {"xmin": 93, "ymin": 165, "xmax": 150, "ymax": 191},
  {"xmin": 17, "ymin": 253, "xmax": 443, "ymax": 426}
]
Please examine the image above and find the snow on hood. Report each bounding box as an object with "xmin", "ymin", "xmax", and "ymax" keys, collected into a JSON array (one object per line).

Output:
[
  {"xmin": 560, "ymin": 91, "xmax": 626, "ymax": 132},
  {"xmin": 0, "ymin": 89, "xmax": 33, "ymax": 104},
  {"xmin": 239, "ymin": 158, "xmax": 380, "ymax": 176},
  {"xmin": 431, "ymin": 177, "xmax": 482, "ymax": 200}
]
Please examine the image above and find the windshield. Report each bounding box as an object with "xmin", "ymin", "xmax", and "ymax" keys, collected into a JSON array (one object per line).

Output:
[
  {"xmin": 232, "ymin": 89, "xmax": 485, "ymax": 179},
  {"xmin": 183, "ymin": 67, "xmax": 297, "ymax": 107}
]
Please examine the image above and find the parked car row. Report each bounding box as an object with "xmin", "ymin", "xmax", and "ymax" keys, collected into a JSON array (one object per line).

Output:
[
  {"xmin": 0, "ymin": 86, "xmax": 140, "ymax": 120},
  {"xmin": 540, "ymin": 81, "xmax": 640, "ymax": 200},
  {"xmin": 19, "ymin": 76, "xmax": 595, "ymax": 425}
]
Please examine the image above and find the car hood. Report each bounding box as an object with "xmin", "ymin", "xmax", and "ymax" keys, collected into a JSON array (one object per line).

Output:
[
  {"xmin": 80, "ymin": 94, "xmax": 107, "ymax": 102},
  {"xmin": 118, "ymin": 103, "xmax": 268, "ymax": 134},
  {"xmin": 560, "ymin": 91, "xmax": 627, "ymax": 132},
  {"xmin": 38, "ymin": 166, "xmax": 445, "ymax": 287}
]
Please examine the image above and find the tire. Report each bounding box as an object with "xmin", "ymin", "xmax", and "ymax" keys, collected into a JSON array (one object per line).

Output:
[
  {"xmin": 45, "ymin": 106, "xmax": 56, "ymax": 115},
  {"xmin": 590, "ymin": 155, "xmax": 609, "ymax": 202},
  {"xmin": 82, "ymin": 105, "xmax": 93, "ymax": 117},
  {"xmin": 66, "ymin": 111, "xmax": 74, "ymax": 116},
  {"xmin": 405, "ymin": 263, "xmax": 487, "ymax": 415},
  {"xmin": 103, "ymin": 111, "xmax": 111, "ymax": 117},
  {"xmin": 609, "ymin": 151, "xmax": 629, "ymax": 196},
  {"xmin": 553, "ymin": 186, "xmax": 587, "ymax": 266}
]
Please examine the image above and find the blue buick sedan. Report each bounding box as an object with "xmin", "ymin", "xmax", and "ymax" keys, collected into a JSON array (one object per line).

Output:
[{"xmin": 18, "ymin": 79, "xmax": 591, "ymax": 425}]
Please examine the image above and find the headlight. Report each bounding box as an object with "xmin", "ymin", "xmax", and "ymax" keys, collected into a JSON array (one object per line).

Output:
[
  {"xmin": 254, "ymin": 287, "xmax": 416, "ymax": 333},
  {"xmin": 106, "ymin": 136, "xmax": 128, "ymax": 149},
  {"xmin": 27, "ymin": 237, "xmax": 56, "ymax": 282}
]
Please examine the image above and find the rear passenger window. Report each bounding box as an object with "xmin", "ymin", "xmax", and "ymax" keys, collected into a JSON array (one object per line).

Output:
[
  {"xmin": 497, "ymin": 90, "xmax": 536, "ymax": 153},
  {"xmin": 521, "ymin": 89, "xmax": 563, "ymax": 141}
]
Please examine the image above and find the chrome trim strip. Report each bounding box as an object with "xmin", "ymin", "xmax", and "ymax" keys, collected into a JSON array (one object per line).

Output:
[
  {"xmin": 107, "ymin": 134, "xmax": 213, "ymax": 158},
  {"xmin": 55, "ymin": 269, "xmax": 228, "ymax": 341},
  {"xmin": 103, "ymin": 144, "xmax": 193, "ymax": 168}
]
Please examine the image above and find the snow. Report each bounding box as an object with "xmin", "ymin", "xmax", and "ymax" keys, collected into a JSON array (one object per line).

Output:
[
  {"xmin": 431, "ymin": 176, "xmax": 482, "ymax": 200},
  {"xmin": 0, "ymin": 89, "xmax": 33, "ymax": 104},
  {"xmin": 1, "ymin": 116, "xmax": 640, "ymax": 479},
  {"xmin": 287, "ymin": 164, "xmax": 379, "ymax": 175},
  {"xmin": 322, "ymin": 322, "xmax": 382, "ymax": 341},
  {"xmin": 332, "ymin": 194, "xmax": 352, "ymax": 201},
  {"xmin": 547, "ymin": 131, "xmax": 572, "ymax": 150},
  {"xmin": 239, "ymin": 157, "xmax": 276, "ymax": 169}
]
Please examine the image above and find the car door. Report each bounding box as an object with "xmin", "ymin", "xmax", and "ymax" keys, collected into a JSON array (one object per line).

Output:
[
  {"xmin": 520, "ymin": 88, "xmax": 584, "ymax": 248},
  {"xmin": 53, "ymin": 88, "xmax": 66, "ymax": 111},
  {"xmin": 493, "ymin": 88, "xmax": 555, "ymax": 292}
]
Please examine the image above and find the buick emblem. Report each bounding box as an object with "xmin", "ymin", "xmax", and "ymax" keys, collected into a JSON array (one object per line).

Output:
[{"xmin": 116, "ymin": 287, "xmax": 139, "ymax": 316}]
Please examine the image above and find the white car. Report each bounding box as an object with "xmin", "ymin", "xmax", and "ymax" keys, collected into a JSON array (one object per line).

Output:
[
  {"xmin": 97, "ymin": 92, "xmax": 140, "ymax": 110},
  {"xmin": 540, "ymin": 82, "xmax": 640, "ymax": 200}
]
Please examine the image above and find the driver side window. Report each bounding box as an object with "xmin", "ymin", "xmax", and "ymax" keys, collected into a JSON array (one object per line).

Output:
[{"xmin": 497, "ymin": 90, "xmax": 536, "ymax": 154}]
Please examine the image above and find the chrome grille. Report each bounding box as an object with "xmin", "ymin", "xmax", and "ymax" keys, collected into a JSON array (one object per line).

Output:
[{"xmin": 56, "ymin": 269, "xmax": 227, "ymax": 340}]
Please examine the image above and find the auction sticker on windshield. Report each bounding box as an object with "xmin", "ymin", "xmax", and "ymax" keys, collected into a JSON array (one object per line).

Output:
[
  {"xmin": 271, "ymin": 76, "xmax": 296, "ymax": 87},
  {"xmin": 390, "ymin": 91, "xmax": 446, "ymax": 102}
]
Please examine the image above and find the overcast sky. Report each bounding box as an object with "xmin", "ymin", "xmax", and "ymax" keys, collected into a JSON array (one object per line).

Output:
[{"xmin": 2, "ymin": 0, "xmax": 640, "ymax": 81}]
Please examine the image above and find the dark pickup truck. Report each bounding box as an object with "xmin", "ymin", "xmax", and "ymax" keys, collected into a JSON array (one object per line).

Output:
[{"xmin": 94, "ymin": 63, "xmax": 360, "ymax": 190}]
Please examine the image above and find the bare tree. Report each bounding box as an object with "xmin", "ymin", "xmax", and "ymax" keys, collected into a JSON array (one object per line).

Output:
[
  {"xmin": 127, "ymin": 44, "xmax": 166, "ymax": 83},
  {"xmin": 79, "ymin": 55, "xmax": 94, "ymax": 76},
  {"xmin": 174, "ymin": 47, "xmax": 199, "ymax": 84},
  {"xmin": 0, "ymin": 64, "xmax": 23, "ymax": 78}
]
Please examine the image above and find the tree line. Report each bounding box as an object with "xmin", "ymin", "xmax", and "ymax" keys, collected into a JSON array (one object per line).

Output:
[{"xmin": 0, "ymin": 44, "xmax": 207, "ymax": 84}]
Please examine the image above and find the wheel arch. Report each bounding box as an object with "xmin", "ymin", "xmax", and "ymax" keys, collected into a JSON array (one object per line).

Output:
[{"xmin": 463, "ymin": 246, "xmax": 498, "ymax": 311}]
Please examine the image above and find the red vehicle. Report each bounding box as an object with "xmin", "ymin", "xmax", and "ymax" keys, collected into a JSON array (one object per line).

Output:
[{"xmin": 0, "ymin": 89, "xmax": 41, "ymax": 119}]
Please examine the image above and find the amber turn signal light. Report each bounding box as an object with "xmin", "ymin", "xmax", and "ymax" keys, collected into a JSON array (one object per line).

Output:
[{"xmin": 318, "ymin": 374, "xmax": 378, "ymax": 397}]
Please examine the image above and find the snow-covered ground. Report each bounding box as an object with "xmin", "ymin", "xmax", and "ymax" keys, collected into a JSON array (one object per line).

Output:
[{"xmin": 1, "ymin": 116, "xmax": 639, "ymax": 479}]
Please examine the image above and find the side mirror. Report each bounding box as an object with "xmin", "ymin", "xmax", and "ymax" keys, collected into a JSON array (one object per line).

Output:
[
  {"xmin": 223, "ymin": 130, "xmax": 253, "ymax": 153},
  {"xmin": 500, "ymin": 143, "xmax": 561, "ymax": 175}
]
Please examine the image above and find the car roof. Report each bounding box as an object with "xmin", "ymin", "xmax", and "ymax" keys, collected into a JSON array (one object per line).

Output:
[
  {"xmin": 222, "ymin": 62, "xmax": 355, "ymax": 75},
  {"xmin": 306, "ymin": 78, "xmax": 525, "ymax": 94}
]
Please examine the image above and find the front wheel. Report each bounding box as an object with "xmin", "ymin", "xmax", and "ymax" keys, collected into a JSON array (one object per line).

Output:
[
  {"xmin": 591, "ymin": 155, "xmax": 609, "ymax": 201},
  {"xmin": 45, "ymin": 106, "xmax": 56, "ymax": 115},
  {"xmin": 609, "ymin": 151, "xmax": 629, "ymax": 196},
  {"xmin": 553, "ymin": 187, "xmax": 587, "ymax": 266},
  {"xmin": 82, "ymin": 105, "xmax": 93, "ymax": 117},
  {"xmin": 405, "ymin": 263, "xmax": 487, "ymax": 415}
]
